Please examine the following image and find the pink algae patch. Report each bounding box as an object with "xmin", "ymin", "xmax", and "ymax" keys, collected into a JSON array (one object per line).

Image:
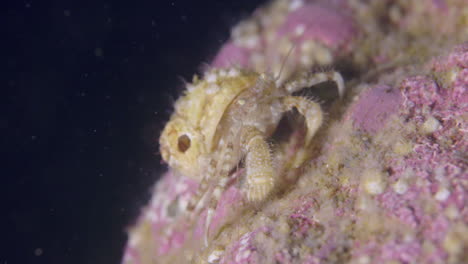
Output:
[
  {"xmin": 158, "ymin": 230, "xmax": 186, "ymax": 255},
  {"xmin": 353, "ymin": 240, "xmax": 422, "ymax": 264},
  {"xmin": 349, "ymin": 85, "xmax": 402, "ymax": 133},
  {"xmin": 211, "ymin": 41, "xmax": 252, "ymax": 68},
  {"xmin": 221, "ymin": 226, "xmax": 271, "ymax": 264},
  {"xmin": 277, "ymin": 3, "xmax": 356, "ymax": 49},
  {"xmin": 431, "ymin": 43, "xmax": 468, "ymax": 70},
  {"xmin": 210, "ymin": 185, "xmax": 244, "ymax": 233},
  {"xmin": 192, "ymin": 184, "xmax": 244, "ymax": 239}
]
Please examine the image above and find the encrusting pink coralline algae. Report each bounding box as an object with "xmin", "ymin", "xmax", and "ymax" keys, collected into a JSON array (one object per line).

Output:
[{"xmin": 122, "ymin": 0, "xmax": 467, "ymax": 263}]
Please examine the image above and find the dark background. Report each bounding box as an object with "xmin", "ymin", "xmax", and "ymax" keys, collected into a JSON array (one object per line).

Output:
[{"xmin": 3, "ymin": 0, "xmax": 265, "ymax": 263}]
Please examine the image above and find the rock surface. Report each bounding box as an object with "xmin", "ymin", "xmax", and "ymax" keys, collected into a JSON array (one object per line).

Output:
[{"xmin": 122, "ymin": 0, "xmax": 467, "ymax": 263}]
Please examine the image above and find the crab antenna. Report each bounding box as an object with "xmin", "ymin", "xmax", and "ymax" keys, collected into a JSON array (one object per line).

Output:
[{"xmin": 275, "ymin": 43, "xmax": 296, "ymax": 82}]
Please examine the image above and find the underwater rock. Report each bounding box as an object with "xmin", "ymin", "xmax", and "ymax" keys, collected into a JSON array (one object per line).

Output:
[
  {"xmin": 212, "ymin": 0, "xmax": 357, "ymax": 79},
  {"xmin": 122, "ymin": 1, "xmax": 467, "ymax": 263}
]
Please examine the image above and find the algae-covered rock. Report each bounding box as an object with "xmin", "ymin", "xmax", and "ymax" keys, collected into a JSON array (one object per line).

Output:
[{"xmin": 122, "ymin": 1, "xmax": 467, "ymax": 263}]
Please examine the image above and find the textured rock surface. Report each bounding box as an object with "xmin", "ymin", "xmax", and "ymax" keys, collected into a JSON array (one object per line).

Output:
[{"xmin": 123, "ymin": 0, "xmax": 467, "ymax": 263}]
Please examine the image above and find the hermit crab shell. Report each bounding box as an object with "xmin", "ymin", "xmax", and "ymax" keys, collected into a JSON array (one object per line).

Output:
[{"xmin": 159, "ymin": 70, "xmax": 258, "ymax": 177}]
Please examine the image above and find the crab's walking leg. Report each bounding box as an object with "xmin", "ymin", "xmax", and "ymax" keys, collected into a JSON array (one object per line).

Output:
[
  {"xmin": 203, "ymin": 142, "xmax": 236, "ymax": 246},
  {"xmin": 185, "ymin": 160, "xmax": 217, "ymax": 214},
  {"xmin": 243, "ymin": 127, "xmax": 275, "ymax": 202},
  {"xmin": 203, "ymin": 175, "xmax": 230, "ymax": 246},
  {"xmin": 282, "ymin": 96, "xmax": 323, "ymax": 147},
  {"xmin": 284, "ymin": 70, "xmax": 345, "ymax": 97}
]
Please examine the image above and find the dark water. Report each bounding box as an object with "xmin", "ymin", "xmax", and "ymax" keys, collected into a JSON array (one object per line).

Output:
[{"xmin": 3, "ymin": 0, "xmax": 264, "ymax": 263}]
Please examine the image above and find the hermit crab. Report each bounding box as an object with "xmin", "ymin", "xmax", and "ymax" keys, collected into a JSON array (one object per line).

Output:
[{"xmin": 159, "ymin": 67, "xmax": 344, "ymax": 245}]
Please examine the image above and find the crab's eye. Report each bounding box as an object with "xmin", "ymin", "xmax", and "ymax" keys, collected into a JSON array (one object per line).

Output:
[{"xmin": 177, "ymin": 134, "xmax": 191, "ymax": 153}]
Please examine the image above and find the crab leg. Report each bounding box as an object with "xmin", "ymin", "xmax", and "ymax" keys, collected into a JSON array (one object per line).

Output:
[
  {"xmin": 203, "ymin": 126, "xmax": 277, "ymax": 245},
  {"xmin": 185, "ymin": 160, "xmax": 217, "ymax": 213},
  {"xmin": 242, "ymin": 126, "xmax": 275, "ymax": 202},
  {"xmin": 281, "ymin": 96, "xmax": 323, "ymax": 147},
  {"xmin": 203, "ymin": 142, "xmax": 237, "ymax": 246},
  {"xmin": 284, "ymin": 70, "xmax": 345, "ymax": 97},
  {"xmin": 203, "ymin": 174, "xmax": 230, "ymax": 246}
]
